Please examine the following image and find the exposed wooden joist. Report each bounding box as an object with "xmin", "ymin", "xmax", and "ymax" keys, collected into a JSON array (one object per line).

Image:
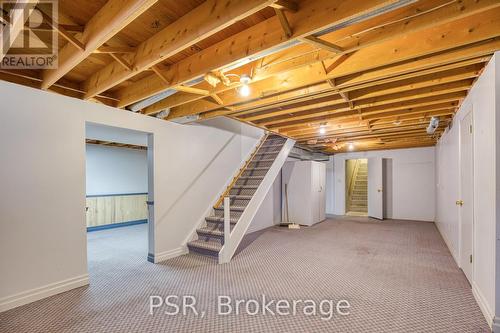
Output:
[
  {"xmin": 82, "ymin": 0, "xmax": 277, "ymax": 100},
  {"xmin": 86, "ymin": 139, "xmax": 147, "ymax": 150},
  {"xmin": 174, "ymin": 85, "xmax": 211, "ymax": 96},
  {"xmin": 141, "ymin": 1, "xmax": 500, "ymax": 116},
  {"xmin": 115, "ymin": 0, "xmax": 410, "ymax": 108},
  {"xmin": 165, "ymin": 10, "xmax": 500, "ymax": 121},
  {"xmin": 41, "ymin": 0, "xmax": 159, "ymax": 90}
]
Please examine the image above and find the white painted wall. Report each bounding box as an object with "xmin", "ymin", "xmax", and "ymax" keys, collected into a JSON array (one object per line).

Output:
[
  {"xmin": 0, "ymin": 81, "xmax": 279, "ymax": 311},
  {"xmin": 247, "ymin": 174, "xmax": 281, "ymax": 233},
  {"xmin": 330, "ymin": 147, "xmax": 436, "ymax": 222},
  {"xmin": 435, "ymin": 54, "xmax": 499, "ymax": 326},
  {"xmin": 86, "ymin": 144, "xmax": 148, "ymax": 196}
]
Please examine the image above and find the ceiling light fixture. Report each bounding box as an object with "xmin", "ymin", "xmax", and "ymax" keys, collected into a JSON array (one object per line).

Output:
[
  {"xmin": 319, "ymin": 123, "xmax": 327, "ymax": 135},
  {"xmin": 348, "ymin": 142, "xmax": 355, "ymax": 151},
  {"xmin": 238, "ymin": 74, "xmax": 252, "ymax": 97},
  {"xmin": 239, "ymin": 84, "xmax": 250, "ymax": 97}
]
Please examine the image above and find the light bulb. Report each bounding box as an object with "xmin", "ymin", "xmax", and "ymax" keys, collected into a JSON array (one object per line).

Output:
[
  {"xmin": 319, "ymin": 127, "xmax": 326, "ymax": 135},
  {"xmin": 239, "ymin": 84, "xmax": 250, "ymax": 97},
  {"xmin": 348, "ymin": 142, "xmax": 355, "ymax": 150}
]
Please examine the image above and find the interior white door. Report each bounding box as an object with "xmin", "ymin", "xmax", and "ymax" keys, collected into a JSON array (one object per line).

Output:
[
  {"xmin": 318, "ymin": 163, "xmax": 326, "ymax": 221},
  {"xmin": 311, "ymin": 162, "xmax": 320, "ymax": 223},
  {"xmin": 459, "ymin": 111, "xmax": 474, "ymax": 283},
  {"xmin": 368, "ymin": 157, "xmax": 384, "ymax": 219}
]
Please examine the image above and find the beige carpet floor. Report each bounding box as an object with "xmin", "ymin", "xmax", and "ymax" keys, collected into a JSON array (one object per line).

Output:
[{"xmin": 0, "ymin": 217, "xmax": 490, "ymax": 332}]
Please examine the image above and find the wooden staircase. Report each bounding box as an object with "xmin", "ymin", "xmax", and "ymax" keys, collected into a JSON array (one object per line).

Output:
[
  {"xmin": 347, "ymin": 161, "xmax": 368, "ymax": 214},
  {"xmin": 187, "ymin": 134, "xmax": 290, "ymax": 259}
]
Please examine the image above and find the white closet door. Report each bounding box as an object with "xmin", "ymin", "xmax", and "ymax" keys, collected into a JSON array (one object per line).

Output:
[
  {"xmin": 311, "ymin": 162, "xmax": 320, "ymax": 223},
  {"xmin": 318, "ymin": 163, "xmax": 326, "ymax": 221},
  {"xmin": 459, "ymin": 110, "xmax": 474, "ymax": 283},
  {"xmin": 368, "ymin": 157, "xmax": 384, "ymax": 220}
]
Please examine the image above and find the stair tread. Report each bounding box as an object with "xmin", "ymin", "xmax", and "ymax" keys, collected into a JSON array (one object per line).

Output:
[
  {"xmin": 187, "ymin": 239, "xmax": 222, "ymax": 252},
  {"xmin": 215, "ymin": 205, "xmax": 246, "ymax": 211},
  {"xmin": 231, "ymin": 185, "xmax": 258, "ymax": 189},
  {"xmin": 238, "ymin": 176, "xmax": 264, "ymax": 179},
  {"xmin": 229, "ymin": 195, "xmax": 253, "ymax": 199},
  {"xmin": 197, "ymin": 227, "xmax": 225, "ymax": 237},
  {"xmin": 249, "ymin": 159, "xmax": 275, "ymax": 163},
  {"xmin": 206, "ymin": 216, "xmax": 239, "ymax": 223}
]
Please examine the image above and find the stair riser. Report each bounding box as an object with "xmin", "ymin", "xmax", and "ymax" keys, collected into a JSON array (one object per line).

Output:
[
  {"xmin": 214, "ymin": 210, "xmax": 243, "ymax": 219},
  {"xmin": 187, "ymin": 245, "xmax": 219, "ymax": 258},
  {"xmin": 229, "ymin": 188, "xmax": 257, "ymax": 196},
  {"xmin": 255, "ymin": 151, "xmax": 281, "ymax": 156},
  {"xmin": 248, "ymin": 162, "xmax": 273, "ymax": 168},
  {"xmin": 196, "ymin": 234, "xmax": 224, "ymax": 244},
  {"xmin": 242, "ymin": 169, "xmax": 268, "ymax": 177},
  {"xmin": 235, "ymin": 179, "xmax": 263, "ymax": 187},
  {"xmin": 206, "ymin": 221, "xmax": 236, "ymax": 229}
]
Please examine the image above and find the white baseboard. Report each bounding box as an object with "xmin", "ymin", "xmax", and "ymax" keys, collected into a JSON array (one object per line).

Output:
[
  {"xmin": 472, "ymin": 282, "xmax": 494, "ymax": 328},
  {"xmin": 0, "ymin": 274, "xmax": 89, "ymax": 313},
  {"xmin": 434, "ymin": 221, "xmax": 460, "ymax": 265},
  {"xmin": 153, "ymin": 246, "xmax": 188, "ymax": 263}
]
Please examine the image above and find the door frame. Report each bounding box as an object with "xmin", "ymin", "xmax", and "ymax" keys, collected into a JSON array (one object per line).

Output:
[
  {"xmin": 84, "ymin": 122, "xmax": 155, "ymax": 265},
  {"xmin": 368, "ymin": 157, "xmax": 384, "ymax": 220},
  {"xmin": 458, "ymin": 108, "xmax": 474, "ymax": 281}
]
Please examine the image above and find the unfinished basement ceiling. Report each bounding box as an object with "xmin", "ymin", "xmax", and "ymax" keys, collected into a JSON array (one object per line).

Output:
[{"xmin": 1, "ymin": 0, "xmax": 499, "ymax": 153}]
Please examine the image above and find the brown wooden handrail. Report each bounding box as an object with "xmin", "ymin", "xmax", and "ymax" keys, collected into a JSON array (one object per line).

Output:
[{"xmin": 214, "ymin": 133, "xmax": 269, "ymax": 208}]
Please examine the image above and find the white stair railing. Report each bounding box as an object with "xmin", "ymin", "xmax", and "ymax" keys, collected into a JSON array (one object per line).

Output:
[{"xmin": 219, "ymin": 138, "xmax": 295, "ymax": 264}]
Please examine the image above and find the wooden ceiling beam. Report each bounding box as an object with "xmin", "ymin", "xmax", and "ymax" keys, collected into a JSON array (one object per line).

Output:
[
  {"xmin": 144, "ymin": 2, "xmax": 499, "ymax": 117},
  {"xmin": 289, "ymin": 121, "xmax": 440, "ymax": 140},
  {"xmin": 174, "ymin": 85, "xmax": 211, "ymax": 96},
  {"xmin": 234, "ymin": 56, "xmax": 482, "ymax": 121},
  {"xmin": 259, "ymin": 101, "xmax": 457, "ymax": 128},
  {"xmin": 82, "ymin": 0, "xmax": 278, "ymax": 100},
  {"xmin": 268, "ymin": 92, "xmax": 462, "ymax": 131},
  {"xmin": 243, "ymin": 82, "xmax": 466, "ymax": 127},
  {"xmin": 169, "ymin": 14, "xmax": 499, "ymax": 121},
  {"xmin": 41, "ymin": 0, "xmax": 158, "ymax": 90},
  {"xmin": 115, "ymin": 0, "xmax": 411, "ymax": 108}
]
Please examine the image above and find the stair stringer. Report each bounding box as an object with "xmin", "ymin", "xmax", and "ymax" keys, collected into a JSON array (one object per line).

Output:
[{"xmin": 218, "ymin": 138, "xmax": 295, "ymax": 264}]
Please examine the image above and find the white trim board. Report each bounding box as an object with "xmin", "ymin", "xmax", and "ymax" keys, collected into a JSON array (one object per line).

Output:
[
  {"xmin": 472, "ymin": 281, "xmax": 494, "ymax": 328},
  {"xmin": 152, "ymin": 246, "xmax": 188, "ymax": 263},
  {"xmin": 0, "ymin": 274, "xmax": 89, "ymax": 313}
]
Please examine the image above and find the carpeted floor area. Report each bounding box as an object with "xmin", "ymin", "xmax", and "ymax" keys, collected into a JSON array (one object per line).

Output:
[{"xmin": 0, "ymin": 217, "xmax": 490, "ymax": 332}]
